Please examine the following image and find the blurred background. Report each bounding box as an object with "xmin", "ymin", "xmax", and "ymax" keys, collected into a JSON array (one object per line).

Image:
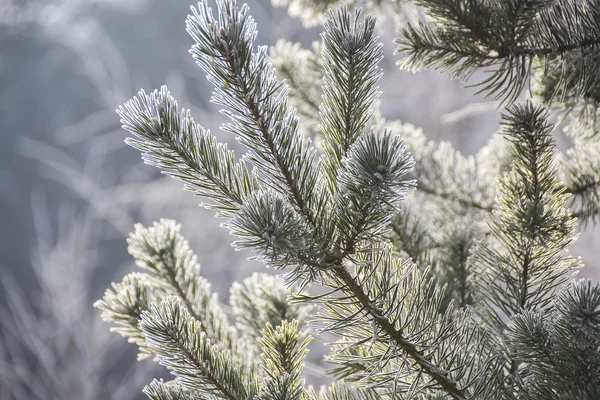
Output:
[{"xmin": 1, "ymin": 1, "xmax": 598, "ymax": 399}]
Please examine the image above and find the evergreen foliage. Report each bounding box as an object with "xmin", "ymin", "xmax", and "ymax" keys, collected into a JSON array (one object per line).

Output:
[
  {"xmin": 473, "ymin": 103, "xmax": 581, "ymax": 335},
  {"xmin": 506, "ymin": 279, "xmax": 600, "ymax": 399},
  {"xmin": 97, "ymin": 0, "xmax": 600, "ymax": 399}
]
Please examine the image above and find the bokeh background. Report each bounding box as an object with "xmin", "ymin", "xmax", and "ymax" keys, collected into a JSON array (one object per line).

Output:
[{"xmin": 1, "ymin": 1, "xmax": 598, "ymax": 399}]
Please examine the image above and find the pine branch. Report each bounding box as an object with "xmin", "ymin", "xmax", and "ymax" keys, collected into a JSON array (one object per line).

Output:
[
  {"xmin": 186, "ymin": 0, "xmax": 322, "ymax": 226},
  {"xmin": 320, "ymin": 7, "xmax": 383, "ymax": 185},
  {"xmin": 332, "ymin": 266, "xmax": 471, "ymax": 400},
  {"xmin": 312, "ymin": 249, "xmax": 504, "ymax": 399},
  {"xmin": 397, "ymin": 0, "xmax": 600, "ymax": 102},
  {"xmin": 127, "ymin": 220, "xmax": 237, "ymax": 353},
  {"xmin": 255, "ymin": 320, "xmax": 312, "ymax": 400},
  {"xmin": 129, "ymin": 222, "xmax": 203, "ymax": 324},
  {"xmin": 118, "ymin": 87, "xmax": 256, "ymax": 217},
  {"xmin": 472, "ymin": 103, "xmax": 581, "ymax": 333},
  {"xmin": 299, "ymin": 248, "xmax": 501, "ymax": 399},
  {"xmin": 140, "ymin": 298, "xmax": 259, "ymax": 400},
  {"xmin": 94, "ymin": 272, "xmax": 157, "ymax": 360},
  {"xmin": 506, "ymin": 280, "xmax": 600, "ymax": 399}
]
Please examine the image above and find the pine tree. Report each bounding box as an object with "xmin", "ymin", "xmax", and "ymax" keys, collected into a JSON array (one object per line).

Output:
[{"xmin": 96, "ymin": 0, "xmax": 600, "ymax": 399}]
